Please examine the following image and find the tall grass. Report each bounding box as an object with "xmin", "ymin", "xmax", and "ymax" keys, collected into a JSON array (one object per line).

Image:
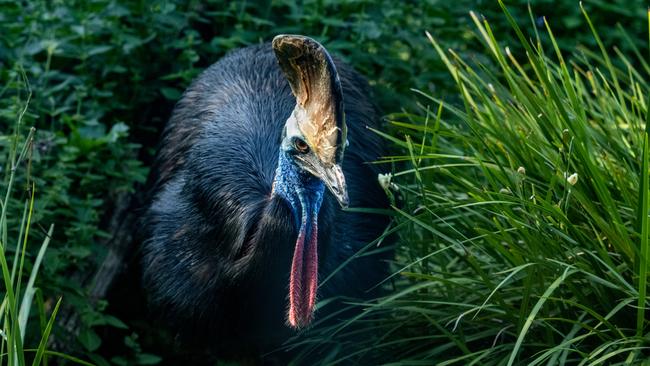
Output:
[
  {"xmin": 0, "ymin": 73, "xmax": 89, "ymax": 365},
  {"xmin": 288, "ymin": 3, "xmax": 650, "ymax": 365}
]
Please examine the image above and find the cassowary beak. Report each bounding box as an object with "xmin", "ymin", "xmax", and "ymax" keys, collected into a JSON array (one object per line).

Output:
[
  {"xmin": 295, "ymin": 153, "xmax": 349, "ymax": 208},
  {"xmin": 319, "ymin": 164, "xmax": 349, "ymax": 209}
]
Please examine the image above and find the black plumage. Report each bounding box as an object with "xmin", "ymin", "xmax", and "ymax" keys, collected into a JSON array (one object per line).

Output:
[{"xmin": 141, "ymin": 41, "xmax": 391, "ymax": 356}]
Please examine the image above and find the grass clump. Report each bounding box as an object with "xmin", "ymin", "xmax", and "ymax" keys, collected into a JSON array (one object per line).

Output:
[
  {"xmin": 0, "ymin": 75, "xmax": 91, "ymax": 365},
  {"xmin": 288, "ymin": 3, "xmax": 650, "ymax": 365}
]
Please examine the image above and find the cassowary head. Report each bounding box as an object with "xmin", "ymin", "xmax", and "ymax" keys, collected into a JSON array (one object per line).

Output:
[{"xmin": 271, "ymin": 35, "xmax": 348, "ymax": 328}]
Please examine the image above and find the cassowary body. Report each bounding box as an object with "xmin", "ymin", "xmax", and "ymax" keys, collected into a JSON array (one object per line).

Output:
[{"xmin": 142, "ymin": 36, "xmax": 390, "ymax": 356}]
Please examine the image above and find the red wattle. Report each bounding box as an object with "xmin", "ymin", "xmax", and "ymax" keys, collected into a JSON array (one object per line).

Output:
[{"xmin": 288, "ymin": 216, "xmax": 319, "ymax": 328}]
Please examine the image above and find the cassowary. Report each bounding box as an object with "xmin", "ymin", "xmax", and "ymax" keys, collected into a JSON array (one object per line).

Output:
[{"xmin": 141, "ymin": 35, "xmax": 391, "ymax": 356}]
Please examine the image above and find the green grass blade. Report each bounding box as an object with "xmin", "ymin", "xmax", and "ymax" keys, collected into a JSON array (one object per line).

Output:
[
  {"xmin": 14, "ymin": 183, "xmax": 35, "ymax": 315},
  {"xmin": 31, "ymin": 297, "xmax": 61, "ymax": 366},
  {"xmin": 0, "ymin": 220, "xmax": 25, "ymax": 366},
  {"xmin": 10, "ymin": 200, "xmax": 29, "ymax": 285},
  {"xmin": 18, "ymin": 224, "xmax": 54, "ymax": 342},
  {"xmin": 507, "ymin": 267, "xmax": 575, "ymax": 366},
  {"xmin": 637, "ymin": 94, "xmax": 650, "ymax": 337}
]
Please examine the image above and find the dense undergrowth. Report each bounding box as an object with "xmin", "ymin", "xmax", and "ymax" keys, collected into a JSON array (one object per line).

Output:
[
  {"xmin": 289, "ymin": 3, "xmax": 650, "ymax": 365},
  {"xmin": 1, "ymin": 0, "xmax": 649, "ymax": 365}
]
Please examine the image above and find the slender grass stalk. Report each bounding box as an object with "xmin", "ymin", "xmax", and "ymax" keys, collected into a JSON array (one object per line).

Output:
[
  {"xmin": 507, "ymin": 267, "xmax": 575, "ymax": 366},
  {"xmin": 637, "ymin": 94, "xmax": 650, "ymax": 337},
  {"xmin": 31, "ymin": 297, "xmax": 61, "ymax": 366},
  {"xmin": 19, "ymin": 224, "xmax": 54, "ymax": 342}
]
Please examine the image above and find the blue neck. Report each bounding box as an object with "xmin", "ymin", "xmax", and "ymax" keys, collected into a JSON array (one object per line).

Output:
[
  {"xmin": 273, "ymin": 151, "xmax": 324, "ymax": 229},
  {"xmin": 274, "ymin": 151, "xmax": 325, "ymax": 327}
]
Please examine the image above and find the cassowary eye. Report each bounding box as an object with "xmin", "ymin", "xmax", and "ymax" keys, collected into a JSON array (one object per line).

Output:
[{"xmin": 293, "ymin": 138, "xmax": 309, "ymax": 153}]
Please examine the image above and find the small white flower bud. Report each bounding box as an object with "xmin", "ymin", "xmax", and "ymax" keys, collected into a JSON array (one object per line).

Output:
[
  {"xmin": 378, "ymin": 173, "xmax": 392, "ymax": 191},
  {"xmin": 517, "ymin": 166, "xmax": 526, "ymax": 175},
  {"xmin": 566, "ymin": 173, "xmax": 578, "ymax": 186}
]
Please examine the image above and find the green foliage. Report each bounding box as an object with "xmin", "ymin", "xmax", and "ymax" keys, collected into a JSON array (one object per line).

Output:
[
  {"xmin": 288, "ymin": 3, "xmax": 650, "ymax": 365},
  {"xmin": 0, "ymin": 74, "xmax": 69, "ymax": 366}
]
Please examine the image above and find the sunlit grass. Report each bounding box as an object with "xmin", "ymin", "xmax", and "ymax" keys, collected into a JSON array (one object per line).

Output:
[{"xmin": 288, "ymin": 2, "xmax": 650, "ymax": 365}]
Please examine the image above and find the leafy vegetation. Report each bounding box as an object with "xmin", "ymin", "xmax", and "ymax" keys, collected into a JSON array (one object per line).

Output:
[
  {"xmin": 0, "ymin": 77, "xmax": 94, "ymax": 366},
  {"xmin": 1, "ymin": 0, "xmax": 649, "ymax": 364},
  {"xmin": 288, "ymin": 2, "xmax": 650, "ymax": 365}
]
